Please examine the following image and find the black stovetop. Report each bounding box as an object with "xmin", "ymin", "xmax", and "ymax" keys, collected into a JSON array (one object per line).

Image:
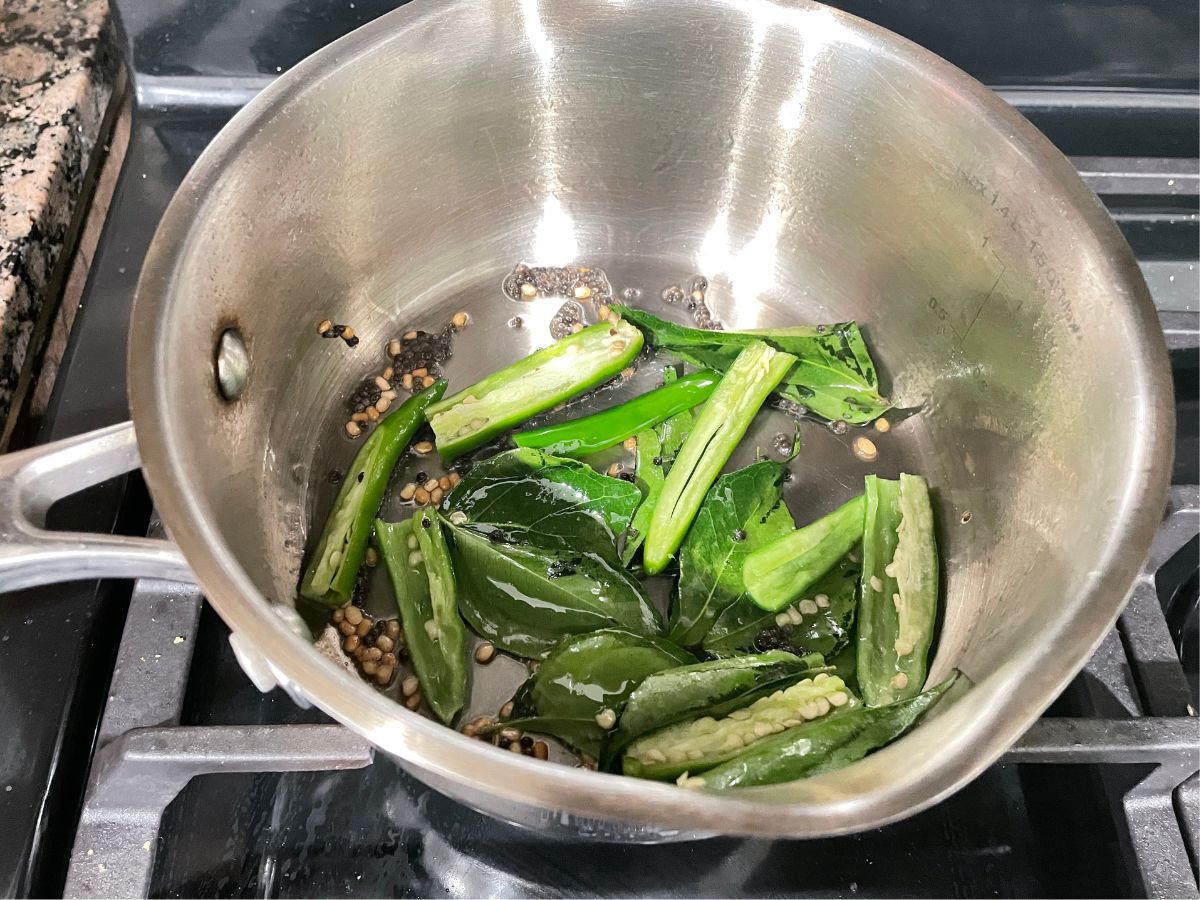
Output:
[{"xmin": 0, "ymin": 1, "xmax": 1196, "ymax": 897}]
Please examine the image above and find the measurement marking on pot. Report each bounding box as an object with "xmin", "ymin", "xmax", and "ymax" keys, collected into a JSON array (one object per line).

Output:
[
  {"xmin": 956, "ymin": 166, "xmax": 1083, "ymax": 341},
  {"xmin": 961, "ymin": 264, "xmax": 1007, "ymax": 343}
]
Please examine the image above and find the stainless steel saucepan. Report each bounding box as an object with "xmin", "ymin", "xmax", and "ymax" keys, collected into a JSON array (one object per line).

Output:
[{"xmin": 0, "ymin": 0, "xmax": 1172, "ymax": 839}]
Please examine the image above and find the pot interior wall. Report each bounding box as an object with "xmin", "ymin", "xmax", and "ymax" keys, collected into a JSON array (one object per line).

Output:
[{"xmin": 140, "ymin": 0, "xmax": 1161, "ymax": 801}]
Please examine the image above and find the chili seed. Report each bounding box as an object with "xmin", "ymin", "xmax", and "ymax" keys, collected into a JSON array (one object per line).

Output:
[
  {"xmin": 341, "ymin": 326, "xmax": 356, "ymax": 340},
  {"xmin": 387, "ymin": 339, "xmax": 402, "ymax": 357},
  {"xmin": 412, "ymin": 367, "xmax": 428, "ymax": 378},
  {"xmin": 474, "ymin": 642, "xmax": 496, "ymax": 664},
  {"xmin": 401, "ymin": 674, "xmax": 420, "ymax": 697},
  {"xmin": 622, "ymin": 437, "xmax": 637, "ymax": 452},
  {"xmin": 403, "ymin": 330, "xmax": 418, "ymax": 341},
  {"xmin": 452, "ymin": 311, "xmax": 469, "ymax": 328},
  {"xmin": 345, "ymin": 421, "xmax": 362, "ymax": 438},
  {"xmin": 606, "ymin": 463, "xmax": 622, "ymax": 478},
  {"xmin": 520, "ymin": 282, "xmax": 538, "ymax": 299},
  {"xmin": 317, "ymin": 319, "xmax": 333, "ymax": 334},
  {"xmin": 414, "ymin": 441, "xmax": 433, "ymax": 455},
  {"xmin": 402, "ymin": 373, "xmax": 414, "ymax": 390},
  {"xmin": 874, "ymin": 417, "xmax": 891, "ymax": 433},
  {"xmin": 422, "ymin": 375, "xmax": 435, "ymax": 388}
]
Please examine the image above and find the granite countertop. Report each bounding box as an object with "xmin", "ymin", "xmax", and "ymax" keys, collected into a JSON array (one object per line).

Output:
[{"xmin": 0, "ymin": 0, "xmax": 119, "ymax": 437}]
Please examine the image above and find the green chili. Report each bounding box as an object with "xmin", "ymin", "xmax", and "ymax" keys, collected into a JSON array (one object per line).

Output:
[
  {"xmin": 512, "ymin": 370, "xmax": 718, "ymax": 457},
  {"xmin": 426, "ymin": 320, "xmax": 643, "ymax": 460},
  {"xmin": 692, "ymin": 673, "xmax": 957, "ymax": 790},
  {"xmin": 623, "ymin": 673, "xmax": 854, "ymax": 781},
  {"xmin": 857, "ymin": 473, "xmax": 939, "ymax": 705},
  {"xmin": 643, "ymin": 341, "xmax": 796, "ymax": 574},
  {"xmin": 604, "ymin": 650, "xmax": 824, "ymax": 767},
  {"xmin": 742, "ymin": 494, "xmax": 866, "ymax": 612},
  {"xmin": 299, "ymin": 381, "xmax": 447, "ymax": 606},
  {"xmin": 375, "ymin": 512, "xmax": 468, "ymax": 724}
]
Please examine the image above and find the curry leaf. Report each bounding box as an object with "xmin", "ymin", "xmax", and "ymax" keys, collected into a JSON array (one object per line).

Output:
[
  {"xmin": 667, "ymin": 461, "xmax": 794, "ymax": 647},
  {"xmin": 443, "ymin": 520, "xmax": 662, "ymax": 659},
  {"xmin": 445, "ymin": 448, "xmax": 641, "ymax": 559},
  {"xmin": 499, "ymin": 629, "xmax": 696, "ymax": 757},
  {"xmin": 614, "ymin": 306, "xmax": 889, "ymax": 424},
  {"xmin": 703, "ymin": 552, "xmax": 861, "ymax": 659}
]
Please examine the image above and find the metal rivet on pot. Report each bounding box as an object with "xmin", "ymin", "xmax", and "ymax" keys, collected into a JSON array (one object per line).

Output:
[{"xmin": 215, "ymin": 328, "xmax": 249, "ymax": 401}]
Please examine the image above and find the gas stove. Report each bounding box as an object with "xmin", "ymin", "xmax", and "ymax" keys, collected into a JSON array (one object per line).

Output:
[{"xmin": 1, "ymin": 2, "xmax": 1196, "ymax": 897}]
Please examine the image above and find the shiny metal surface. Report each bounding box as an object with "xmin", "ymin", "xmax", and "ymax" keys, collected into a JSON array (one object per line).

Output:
[
  {"xmin": 0, "ymin": 423, "xmax": 189, "ymax": 591},
  {"xmin": 113, "ymin": 0, "xmax": 1173, "ymax": 837}
]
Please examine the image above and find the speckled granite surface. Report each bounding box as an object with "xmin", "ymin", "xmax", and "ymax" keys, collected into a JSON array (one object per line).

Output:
[{"xmin": 0, "ymin": 0, "xmax": 118, "ymax": 426}]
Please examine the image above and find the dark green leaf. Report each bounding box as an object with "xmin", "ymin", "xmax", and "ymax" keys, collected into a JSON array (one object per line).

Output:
[
  {"xmin": 444, "ymin": 520, "xmax": 662, "ymax": 659},
  {"xmin": 667, "ymin": 461, "xmax": 794, "ymax": 647},
  {"xmin": 500, "ymin": 629, "xmax": 695, "ymax": 756},
  {"xmin": 445, "ymin": 448, "xmax": 641, "ymax": 559},
  {"xmin": 704, "ymin": 553, "xmax": 861, "ymax": 659},
  {"xmin": 615, "ymin": 306, "xmax": 889, "ymax": 424}
]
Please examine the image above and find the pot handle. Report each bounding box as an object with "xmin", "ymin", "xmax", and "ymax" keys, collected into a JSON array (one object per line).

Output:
[{"xmin": 0, "ymin": 421, "xmax": 192, "ymax": 592}]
